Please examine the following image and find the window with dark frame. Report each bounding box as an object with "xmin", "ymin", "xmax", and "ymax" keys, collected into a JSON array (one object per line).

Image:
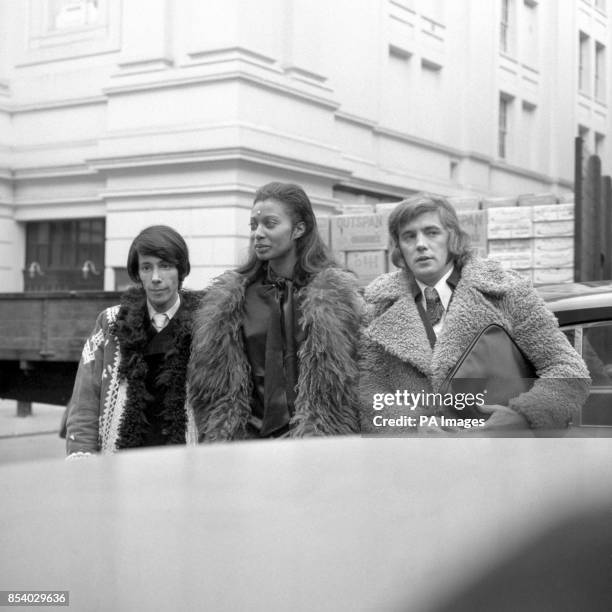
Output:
[
  {"xmin": 595, "ymin": 132, "xmax": 605, "ymax": 158},
  {"xmin": 498, "ymin": 95, "xmax": 510, "ymax": 159},
  {"xmin": 578, "ymin": 124, "xmax": 590, "ymax": 154},
  {"xmin": 500, "ymin": 0, "xmax": 510, "ymax": 53},
  {"xmin": 48, "ymin": 0, "xmax": 100, "ymax": 31},
  {"xmin": 563, "ymin": 322, "xmax": 612, "ymax": 427},
  {"xmin": 24, "ymin": 218, "xmax": 105, "ymax": 291},
  {"xmin": 579, "ymin": 31, "xmax": 590, "ymax": 93},
  {"xmin": 595, "ymin": 41, "xmax": 606, "ymax": 101}
]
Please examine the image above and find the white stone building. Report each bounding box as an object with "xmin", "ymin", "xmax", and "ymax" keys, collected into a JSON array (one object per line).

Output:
[{"xmin": 0, "ymin": 0, "xmax": 610, "ymax": 290}]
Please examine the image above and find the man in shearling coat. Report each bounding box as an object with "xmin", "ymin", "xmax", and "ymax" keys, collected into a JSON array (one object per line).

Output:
[{"xmin": 359, "ymin": 193, "xmax": 590, "ymax": 434}]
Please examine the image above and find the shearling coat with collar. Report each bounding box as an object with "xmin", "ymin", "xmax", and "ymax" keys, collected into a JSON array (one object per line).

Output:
[
  {"xmin": 360, "ymin": 257, "xmax": 590, "ymax": 430},
  {"xmin": 187, "ymin": 267, "xmax": 363, "ymax": 440}
]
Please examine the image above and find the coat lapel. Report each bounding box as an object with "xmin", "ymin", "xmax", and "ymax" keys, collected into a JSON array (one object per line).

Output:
[
  {"xmin": 431, "ymin": 275, "xmax": 511, "ymax": 388},
  {"xmin": 365, "ymin": 295, "xmax": 433, "ymax": 376},
  {"xmin": 363, "ymin": 261, "xmax": 517, "ymax": 388}
]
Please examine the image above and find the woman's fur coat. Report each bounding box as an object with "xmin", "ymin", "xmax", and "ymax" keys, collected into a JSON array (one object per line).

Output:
[
  {"xmin": 188, "ymin": 267, "xmax": 363, "ymax": 440},
  {"xmin": 360, "ymin": 257, "xmax": 590, "ymax": 430}
]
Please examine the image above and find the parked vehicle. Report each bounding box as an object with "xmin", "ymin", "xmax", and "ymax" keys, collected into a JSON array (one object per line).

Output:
[
  {"xmin": 0, "ymin": 291, "xmax": 120, "ymax": 407},
  {"xmin": 538, "ymin": 281, "xmax": 612, "ymax": 428},
  {"xmin": 1, "ymin": 283, "xmax": 611, "ymax": 429}
]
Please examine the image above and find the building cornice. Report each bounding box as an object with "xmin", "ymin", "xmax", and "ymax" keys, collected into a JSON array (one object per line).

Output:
[
  {"xmin": 335, "ymin": 110, "xmax": 378, "ymax": 129},
  {"xmin": 3, "ymin": 96, "xmax": 106, "ymax": 115},
  {"xmin": 186, "ymin": 46, "xmax": 279, "ymax": 68},
  {"xmin": 103, "ymin": 184, "xmax": 339, "ymax": 212},
  {"xmin": 12, "ymin": 164, "xmax": 99, "ymax": 180},
  {"xmin": 489, "ymin": 160, "xmax": 573, "ymax": 188},
  {"xmin": 337, "ymin": 112, "xmax": 571, "ymax": 189},
  {"xmin": 375, "ymin": 124, "xmax": 483, "ymax": 160},
  {"xmin": 104, "ymin": 183, "xmax": 261, "ymax": 205},
  {"xmin": 87, "ymin": 146, "xmax": 352, "ymax": 182},
  {"xmin": 335, "ymin": 111, "xmax": 491, "ymax": 164},
  {"xmin": 14, "ymin": 195, "xmax": 103, "ymax": 207},
  {"xmin": 13, "ymin": 200, "xmax": 107, "ymax": 221},
  {"xmin": 99, "ymin": 120, "xmax": 341, "ymax": 154},
  {"xmin": 103, "ymin": 70, "xmax": 339, "ymax": 111}
]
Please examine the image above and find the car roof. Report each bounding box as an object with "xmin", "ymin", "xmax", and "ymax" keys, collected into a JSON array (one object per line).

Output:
[
  {"xmin": 536, "ymin": 281, "xmax": 612, "ymax": 325},
  {"xmin": 537, "ymin": 281, "xmax": 612, "ymax": 310}
]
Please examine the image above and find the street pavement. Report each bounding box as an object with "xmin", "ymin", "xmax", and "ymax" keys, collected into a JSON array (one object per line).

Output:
[{"xmin": 0, "ymin": 400, "xmax": 65, "ymax": 464}]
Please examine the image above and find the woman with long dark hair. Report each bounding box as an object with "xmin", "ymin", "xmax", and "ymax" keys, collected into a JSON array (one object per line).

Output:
[{"xmin": 188, "ymin": 182, "xmax": 363, "ymax": 439}]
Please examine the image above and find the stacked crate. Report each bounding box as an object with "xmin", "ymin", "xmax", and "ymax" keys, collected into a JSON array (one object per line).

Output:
[
  {"xmin": 486, "ymin": 203, "xmax": 534, "ymax": 282},
  {"xmin": 375, "ymin": 202, "xmax": 401, "ymax": 273},
  {"xmin": 320, "ymin": 203, "xmax": 490, "ymax": 285},
  {"xmin": 318, "ymin": 193, "xmax": 575, "ymax": 286},
  {"xmin": 531, "ymin": 202, "xmax": 574, "ymax": 284},
  {"xmin": 485, "ymin": 195, "xmax": 574, "ymax": 284},
  {"xmin": 456, "ymin": 209, "xmax": 488, "ymax": 258},
  {"xmin": 316, "ymin": 214, "xmax": 332, "ymax": 250},
  {"xmin": 329, "ymin": 212, "xmax": 391, "ymax": 285}
]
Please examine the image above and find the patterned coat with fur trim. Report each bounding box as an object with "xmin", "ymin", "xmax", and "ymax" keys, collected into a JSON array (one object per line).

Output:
[
  {"xmin": 359, "ymin": 257, "xmax": 590, "ymax": 430},
  {"xmin": 66, "ymin": 288, "xmax": 201, "ymax": 455},
  {"xmin": 188, "ymin": 267, "xmax": 363, "ymax": 440}
]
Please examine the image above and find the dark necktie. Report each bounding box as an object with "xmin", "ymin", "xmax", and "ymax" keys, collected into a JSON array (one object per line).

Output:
[
  {"xmin": 424, "ymin": 286, "xmax": 444, "ymax": 326},
  {"xmin": 261, "ymin": 277, "xmax": 293, "ymax": 437}
]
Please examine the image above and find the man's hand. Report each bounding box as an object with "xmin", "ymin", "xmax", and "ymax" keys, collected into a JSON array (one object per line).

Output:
[{"xmin": 479, "ymin": 404, "xmax": 530, "ymax": 430}]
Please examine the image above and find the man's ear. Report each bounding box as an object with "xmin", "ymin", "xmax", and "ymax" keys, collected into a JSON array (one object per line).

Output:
[{"xmin": 292, "ymin": 222, "xmax": 306, "ymax": 240}]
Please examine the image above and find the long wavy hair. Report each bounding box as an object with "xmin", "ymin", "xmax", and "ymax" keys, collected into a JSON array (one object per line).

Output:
[
  {"xmin": 388, "ymin": 193, "xmax": 472, "ymax": 271},
  {"xmin": 237, "ymin": 182, "xmax": 337, "ymax": 284}
]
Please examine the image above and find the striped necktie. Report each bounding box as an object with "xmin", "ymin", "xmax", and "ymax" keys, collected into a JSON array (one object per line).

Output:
[
  {"xmin": 152, "ymin": 313, "xmax": 168, "ymax": 332},
  {"xmin": 424, "ymin": 286, "xmax": 444, "ymax": 326}
]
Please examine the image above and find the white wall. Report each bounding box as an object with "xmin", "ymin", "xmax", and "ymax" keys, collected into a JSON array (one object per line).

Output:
[{"xmin": 0, "ymin": 0, "xmax": 608, "ymax": 290}]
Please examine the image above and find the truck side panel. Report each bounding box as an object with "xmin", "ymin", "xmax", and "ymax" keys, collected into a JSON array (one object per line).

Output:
[{"xmin": 0, "ymin": 292, "xmax": 121, "ymax": 362}]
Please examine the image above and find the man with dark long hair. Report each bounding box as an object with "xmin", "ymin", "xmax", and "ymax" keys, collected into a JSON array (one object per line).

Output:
[
  {"xmin": 66, "ymin": 225, "xmax": 200, "ymax": 456},
  {"xmin": 188, "ymin": 182, "xmax": 363, "ymax": 439}
]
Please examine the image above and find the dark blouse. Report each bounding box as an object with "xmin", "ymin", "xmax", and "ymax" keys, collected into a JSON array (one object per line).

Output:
[{"xmin": 242, "ymin": 266, "xmax": 305, "ymax": 437}]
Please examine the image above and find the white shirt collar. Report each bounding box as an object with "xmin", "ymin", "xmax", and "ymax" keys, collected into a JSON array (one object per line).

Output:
[
  {"xmin": 147, "ymin": 293, "xmax": 181, "ymax": 322},
  {"xmin": 415, "ymin": 265, "xmax": 455, "ymax": 311}
]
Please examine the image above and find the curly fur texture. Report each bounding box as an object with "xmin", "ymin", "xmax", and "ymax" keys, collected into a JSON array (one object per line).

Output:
[
  {"xmin": 113, "ymin": 287, "xmax": 202, "ymax": 448},
  {"xmin": 360, "ymin": 257, "xmax": 590, "ymax": 429},
  {"xmin": 188, "ymin": 267, "xmax": 364, "ymax": 440}
]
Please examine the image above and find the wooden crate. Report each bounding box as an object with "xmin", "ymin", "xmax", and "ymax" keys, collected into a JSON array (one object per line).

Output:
[
  {"xmin": 345, "ymin": 251, "xmax": 388, "ymax": 286},
  {"xmin": 330, "ymin": 213, "xmax": 390, "ymax": 251},
  {"xmin": 487, "ymin": 206, "xmax": 533, "ymax": 239}
]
